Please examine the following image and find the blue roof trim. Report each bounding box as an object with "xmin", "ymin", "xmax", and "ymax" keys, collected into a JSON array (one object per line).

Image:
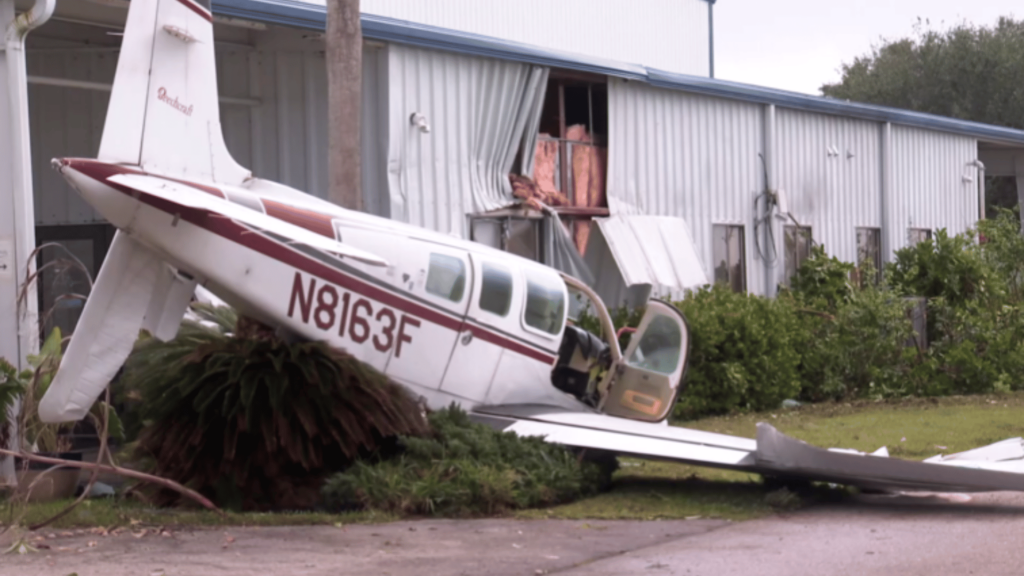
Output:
[
  {"xmin": 212, "ymin": 0, "xmax": 326, "ymax": 30},
  {"xmin": 646, "ymin": 70, "xmax": 1024, "ymax": 145},
  {"xmin": 211, "ymin": 0, "xmax": 1024, "ymax": 146}
]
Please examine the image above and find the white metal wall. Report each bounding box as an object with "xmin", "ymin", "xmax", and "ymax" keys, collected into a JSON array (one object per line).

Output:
[
  {"xmin": 609, "ymin": 80, "xmax": 982, "ymax": 296},
  {"xmin": 607, "ymin": 78, "xmax": 765, "ymax": 292},
  {"xmin": 773, "ymin": 108, "xmax": 882, "ymax": 265},
  {"xmin": 889, "ymin": 126, "xmax": 978, "ymax": 250},
  {"xmin": 360, "ymin": 0, "xmax": 710, "ymax": 76},
  {"xmin": 385, "ymin": 44, "xmax": 542, "ymax": 236}
]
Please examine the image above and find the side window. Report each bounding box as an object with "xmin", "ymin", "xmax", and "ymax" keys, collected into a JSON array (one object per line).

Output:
[
  {"xmin": 479, "ymin": 263, "xmax": 513, "ymax": 317},
  {"xmin": 523, "ymin": 271, "xmax": 566, "ymax": 335},
  {"xmin": 712, "ymin": 224, "xmax": 746, "ymax": 293},
  {"xmin": 784, "ymin": 225, "xmax": 813, "ymax": 285},
  {"xmin": 627, "ymin": 316, "xmax": 683, "ymax": 375},
  {"xmin": 426, "ymin": 253, "xmax": 466, "ymax": 302},
  {"xmin": 908, "ymin": 228, "xmax": 932, "ymax": 245}
]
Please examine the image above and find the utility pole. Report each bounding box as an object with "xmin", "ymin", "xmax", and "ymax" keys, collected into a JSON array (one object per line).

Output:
[{"xmin": 326, "ymin": 0, "xmax": 363, "ymax": 210}]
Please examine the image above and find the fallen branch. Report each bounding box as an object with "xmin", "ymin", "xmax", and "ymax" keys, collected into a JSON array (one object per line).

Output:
[{"xmin": 0, "ymin": 448, "xmax": 222, "ymax": 515}]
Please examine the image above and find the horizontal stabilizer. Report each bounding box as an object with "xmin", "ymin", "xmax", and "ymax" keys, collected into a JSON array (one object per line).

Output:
[
  {"xmin": 39, "ymin": 232, "xmax": 162, "ymax": 423},
  {"xmin": 107, "ymin": 174, "xmax": 389, "ymax": 267}
]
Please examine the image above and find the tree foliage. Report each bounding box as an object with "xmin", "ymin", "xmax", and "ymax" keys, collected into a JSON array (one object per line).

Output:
[
  {"xmin": 821, "ymin": 17, "xmax": 1024, "ymax": 129},
  {"xmin": 123, "ymin": 305, "xmax": 430, "ymax": 511}
]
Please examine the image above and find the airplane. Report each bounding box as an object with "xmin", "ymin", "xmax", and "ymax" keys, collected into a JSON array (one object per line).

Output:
[{"xmin": 36, "ymin": 0, "xmax": 1024, "ymax": 494}]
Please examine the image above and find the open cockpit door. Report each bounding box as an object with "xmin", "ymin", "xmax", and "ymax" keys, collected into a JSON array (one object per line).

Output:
[{"xmin": 602, "ymin": 300, "xmax": 689, "ymax": 422}]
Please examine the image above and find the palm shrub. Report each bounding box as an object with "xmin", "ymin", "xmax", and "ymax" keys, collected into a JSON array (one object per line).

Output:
[
  {"xmin": 122, "ymin": 305, "xmax": 430, "ymax": 511},
  {"xmin": 321, "ymin": 406, "xmax": 610, "ymax": 516}
]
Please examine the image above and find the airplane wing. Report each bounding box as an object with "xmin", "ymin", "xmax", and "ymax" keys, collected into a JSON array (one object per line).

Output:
[
  {"xmin": 474, "ymin": 405, "xmax": 1024, "ymax": 492},
  {"xmin": 106, "ymin": 173, "xmax": 388, "ymax": 267}
]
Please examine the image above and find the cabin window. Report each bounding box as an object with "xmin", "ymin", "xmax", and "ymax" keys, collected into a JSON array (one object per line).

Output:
[
  {"xmin": 908, "ymin": 228, "xmax": 932, "ymax": 245},
  {"xmin": 856, "ymin": 227, "xmax": 882, "ymax": 285},
  {"xmin": 627, "ymin": 315, "xmax": 683, "ymax": 375},
  {"xmin": 479, "ymin": 262, "xmax": 513, "ymax": 317},
  {"xmin": 784, "ymin": 225, "xmax": 813, "ymax": 285},
  {"xmin": 425, "ymin": 253, "xmax": 466, "ymax": 302},
  {"xmin": 523, "ymin": 271, "xmax": 566, "ymax": 335},
  {"xmin": 712, "ymin": 224, "xmax": 746, "ymax": 293}
]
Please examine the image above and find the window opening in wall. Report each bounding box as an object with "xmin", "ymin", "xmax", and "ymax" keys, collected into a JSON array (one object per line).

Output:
[
  {"xmin": 532, "ymin": 70, "xmax": 609, "ymax": 255},
  {"xmin": 425, "ymin": 253, "xmax": 466, "ymax": 302},
  {"xmin": 856, "ymin": 227, "xmax": 882, "ymax": 286},
  {"xmin": 469, "ymin": 215, "xmax": 544, "ymax": 263},
  {"xmin": 712, "ymin": 224, "xmax": 746, "ymax": 293},
  {"xmin": 479, "ymin": 262, "xmax": 513, "ymax": 317},
  {"xmin": 907, "ymin": 228, "xmax": 932, "ymax": 245},
  {"xmin": 784, "ymin": 225, "xmax": 813, "ymax": 285}
]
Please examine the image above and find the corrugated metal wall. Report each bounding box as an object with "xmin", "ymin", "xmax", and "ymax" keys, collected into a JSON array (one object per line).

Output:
[
  {"xmin": 607, "ymin": 78, "xmax": 765, "ymax": 291},
  {"xmin": 889, "ymin": 126, "xmax": 978, "ymax": 249},
  {"xmin": 27, "ymin": 25, "xmax": 389, "ymax": 226},
  {"xmin": 385, "ymin": 44, "xmax": 542, "ymax": 236},
  {"xmin": 608, "ymin": 81, "xmax": 981, "ymax": 296},
  {"xmin": 28, "ymin": 50, "xmax": 115, "ymax": 225},
  {"xmin": 773, "ymin": 108, "xmax": 882, "ymax": 265},
  {"xmin": 361, "ymin": 0, "xmax": 710, "ymax": 76}
]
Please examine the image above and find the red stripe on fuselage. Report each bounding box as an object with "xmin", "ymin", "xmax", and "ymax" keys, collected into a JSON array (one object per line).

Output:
[
  {"xmin": 64, "ymin": 159, "xmax": 558, "ymax": 365},
  {"xmin": 176, "ymin": 0, "xmax": 213, "ymax": 23}
]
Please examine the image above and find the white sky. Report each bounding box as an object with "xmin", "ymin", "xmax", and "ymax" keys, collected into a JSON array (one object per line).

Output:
[{"xmin": 715, "ymin": 0, "xmax": 1022, "ymax": 95}]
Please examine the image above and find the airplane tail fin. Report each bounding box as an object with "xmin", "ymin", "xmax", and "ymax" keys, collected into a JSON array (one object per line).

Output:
[{"xmin": 98, "ymin": 0, "xmax": 250, "ymax": 185}]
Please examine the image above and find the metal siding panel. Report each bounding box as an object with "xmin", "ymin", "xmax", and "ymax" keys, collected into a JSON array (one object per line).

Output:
[
  {"xmin": 773, "ymin": 109, "xmax": 880, "ymax": 266},
  {"xmin": 360, "ymin": 0, "xmax": 709, "ymax": 76},
  {"xmin": 27, "ymin": 51, "xmax": 109, "ymax": 226},
  {"xmin": 608, "ymin": 79, "xmax": 763, "ymax": 293},
  {"xmin": 889, "ymin": 126, "xmax": 977, "ymax": 253},
  {"xmin": 385, "ymin": 44, "xmax": 534, "ymax": 235}
]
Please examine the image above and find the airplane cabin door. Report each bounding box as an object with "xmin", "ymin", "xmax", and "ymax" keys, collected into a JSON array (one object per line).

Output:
[
  {"xmin": 603, "ymin": 300, "xmax": 690, "ymax": 422},
  {"xmin": 439, "ymin": 254, "xmax": 519, "ymax": 402},
  {"xmin": 383, "ymin": 246, "xmax": 473, "ymax": 390}
]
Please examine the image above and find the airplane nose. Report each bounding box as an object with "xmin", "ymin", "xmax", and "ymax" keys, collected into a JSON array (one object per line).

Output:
[{"xmin": 53, "ymin": 158, "xmax": 138, "ymax": 229}]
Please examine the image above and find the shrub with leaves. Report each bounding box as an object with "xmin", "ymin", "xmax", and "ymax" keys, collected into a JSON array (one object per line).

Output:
[
  {"xmin": 672, "ymin": 285, "xmax": 803, "ymax": 418},
  {"xmin": 321, "ymin": 406, "xmax": 611, "ymax": 516},
  {"xmin": 888, "ymin": 228, "xmax": 998, "ymax": 310},
  {"xmin": 123, "ymin": 305, "xmax": 430, "ymax": 511},
  {"xmin": 795, "ymin": 286, "xmax": 918, "ymax": 401},
  {"xmin": 786, "ymin": 245, "xmax": 856, "ymax": 311}
]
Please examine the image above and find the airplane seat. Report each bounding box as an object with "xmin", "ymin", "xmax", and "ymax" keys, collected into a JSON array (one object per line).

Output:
[{"xmin": 551, "ymin": 325, "xmax": 608, "ymax": 404}]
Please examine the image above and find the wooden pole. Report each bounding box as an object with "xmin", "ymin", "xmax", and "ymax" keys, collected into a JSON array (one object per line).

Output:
[{"xmin": 326, "ymin": 0, "xmax": 363, "ymax": 210}]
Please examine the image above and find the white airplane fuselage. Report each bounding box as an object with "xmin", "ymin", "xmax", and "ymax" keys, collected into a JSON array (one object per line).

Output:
[{"xmin": 57, "ymin": 157, "xmax": 587, "ymax": 413}]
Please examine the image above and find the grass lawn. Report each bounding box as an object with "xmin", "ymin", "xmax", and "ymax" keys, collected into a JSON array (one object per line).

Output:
[{"xmin": 8, "ymin": 392, "xmax": 1024, "ymax": 528}]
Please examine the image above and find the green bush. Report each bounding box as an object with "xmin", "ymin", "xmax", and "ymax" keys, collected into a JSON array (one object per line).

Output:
[
  {"xmin": 123, "ymin": 306, "xmax": 430, "ymax": 511},
  {"xmin": 888, "ymin": 228, "xmax": 999, "ymax": 309},
  {"xmin": 787, "ymin": 245, "xmax": 856, "ymax": 311},
  {"xmin": 672, "ymin": 285, "xmax": 803, "ymax": 418},
  {"xmin": 795, "ymin": 287, "xmax": 918, "ymax": 401},
  {"xmin": 321, "ymin": 406, "xmax": 611, "ymax": 516}
]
